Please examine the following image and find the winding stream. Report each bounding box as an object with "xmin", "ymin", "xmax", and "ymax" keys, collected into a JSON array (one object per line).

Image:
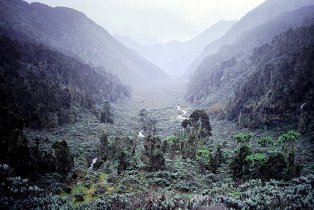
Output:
[{"xmin": 177, "ymin": 99, "xmax": 188, "ymax": 121}]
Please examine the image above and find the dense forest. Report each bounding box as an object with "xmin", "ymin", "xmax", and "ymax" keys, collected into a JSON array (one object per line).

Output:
[
  {"xmin": 186, "ymin": 6, "xmax": 314, "ymax": 131},
  {"xmin": 0, "ymin": 35, "xmax": 129, "ymax": 129},
  {"xmin": 0, "ymin": 0, "xmax": 314, "ymax": 209},
  {"xmin": 228, "ymin": 26, "xmax": 314, "ymax": 130}
]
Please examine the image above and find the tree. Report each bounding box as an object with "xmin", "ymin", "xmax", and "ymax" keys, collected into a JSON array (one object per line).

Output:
[
  {"xmin": 230, "ymin": 145, "xmax": 252, "ymax": 179},
  {"xmin": 100, "ymin": 101, "xmax": 113, "ymax": 124},
  {"xmin": 278, "ymin": 130, "xmax": 301, "ymax": 178},
  {"xmin": 51, "ymin": 140, "xmax": 74, "ymax": 174},
  {"xmin": 278, "ymin": 130, "xmax": 301, "ymax": 155},
  {"xmin": 99, "ymin": 132, "xmax": 109, "ymax": 160},
  {"xmin": 144, "ymin": 136, "xmax": 165, "ymax": 171},
  {"xmin": 182, "ymin": 110, "xmax": 212, "ymax": 139}
]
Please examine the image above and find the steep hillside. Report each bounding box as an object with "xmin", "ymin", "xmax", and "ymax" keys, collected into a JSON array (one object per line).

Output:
[
  {"xmin": 0, "ymin": 35, "xmax": 129, "ymax": 129},
  {"xmin": 187, "ymin": 0, "xmax": 314, "ymax": 75},
  {"xmin": 116, "ymin": 20, "xmax": 237, "ymax": 78},
  {"xmin": 186, "ymin": 6, "xmax": 314, "ymax": 105},
  {"xmin": 0, "ymin": 0, "xmax": 169, "ymax": 86},
  {"xmin": 187, "ymin": 20, "xmax": 314, "ymax": 131},
  {"xmin": 227, "ymin": 26, "xmax": 314, "ymax": 131}
]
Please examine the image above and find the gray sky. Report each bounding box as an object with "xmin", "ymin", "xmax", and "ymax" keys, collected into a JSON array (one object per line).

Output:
[{"xmin": 25, "ymin": 0, "xmax": 266, "ymax": 44}]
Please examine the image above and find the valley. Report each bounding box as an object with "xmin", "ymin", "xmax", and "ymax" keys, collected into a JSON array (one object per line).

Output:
[
  {"xmin": 0, "ymin": 0, "xmax": 314, "ymax": 209},
  {"xmin": 19, "ymin": 80, "xmax": 314, "ymax": 209}
]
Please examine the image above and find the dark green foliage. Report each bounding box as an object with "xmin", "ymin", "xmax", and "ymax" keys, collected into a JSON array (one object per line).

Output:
[
  {"xmin": 117, "ymin": 151, "xmax": 129, "ymax": 175},
  {"xmin": 100, "ymin": 101, "xmax": 113, "ymax": 124},
  {"xmin": 246, "ymin": 153, "xmax": 267, "ymax": 165},
  {"xmin": 0, "ymin": 105, "xmax": 31, "ymax": 176},
  {"xmin": 144, "ymin": 136, "xmax": 165, "ymax": 171},
  {"xmin": 220, "ymin": 174, "xmax": 314, "ymax": 209},
  {"xmin": 51, "ymin": 141, "xmax": 74, "ymax": 174},
  {"xmin": 257, "ymin": 136, "xmax": 274, "ymax": 147},
  {"xmin": 99, "ymin": 132, "xmax": 109, "ymax": 161},
  {"xmin": 182, "ymin": 110, "xmax": 212, "ymax": 139},
  {"xmin": 246, "ymin": 152, "xmax": 267, "ymax": 179},
  {"xmin": 0, "ymin": 105, "xmax": 73, "ymax": 177},
  {"xmin": 260, "ymin": 152, "xmax": 287, "ymax": 180},
  {"xmin": 99, "ymin": 134, "xmax": 137, "ymax": 173},
  {"xmin": 278, "ymin": 130, "xmax": 301, "ymax": 154},
  {"xmin": 196, "ymin": 145, "xmax": 224, "ymax": 174},
  {"xmin": 230, "ymin": 145, "xmax": 251, "ymax": 179},
  {"xmin": 0, "ymin": 35, "xmax": 129, "ymax": 129},
  {"xmin": 189, "ymin": 110, "xmax": 212, "ymax": 138},
  {"xmin": 234, "ymin": 132, "xmax": 251, "ymax": 144},
  {"xmin": 228, "ymin": 26, "xmax": 314, "ymax": 130},
  {"xmin": 278, "ymin": 130, "xmax": 301, "ymax": 177},
  {"xmin": 138, "ymin": 109, "xmax": 157, "ymax": 135},
  {"xmin": 209, "ymin": 145, "xmax": 224, "ymax": 173},
  {"xmin": 196, "ymin": 147, "xmax": 211, "ymax": 173}
]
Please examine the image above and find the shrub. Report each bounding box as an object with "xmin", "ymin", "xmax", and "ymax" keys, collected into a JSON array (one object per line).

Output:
[
  {"xmin": 246, "ymin": 153, "xmax": 267, "ymax": 165},
  {"xmin": 196, "ymin": 147, "xmax": 211, "ymax": 166},
  {"xmin": 230, "ymin": 145, "xmax": 252, "ymax": 179},
  {"xmin": 209, "ymin": 145, "xmax": 224, "ymax": 173},
  {"xmin": 257, "ymin": 136, "xmax": 274, "ymax": 147},
  {"xmin": 51, "ymin": 140, "xmax": 74, "ymax": 174},
  {"xmin": 278, "ymin": 131, "xmax": 301, "ymax": 177},
  {"xmin": 166, "ymin": 135, "xmax": 178, "ymax": 145},
  {"xmin": 234, "ymin": 133, "xmax": 251, "ymax": 144},
  {"xmin": 261, "ymin": 152, "xmax": 287, "ymax": 180},
  {"xmin": 278, "ymin": 130, "xmax": 301, "ymax": 154}
]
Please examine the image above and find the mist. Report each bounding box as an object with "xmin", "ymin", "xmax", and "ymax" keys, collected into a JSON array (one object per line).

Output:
[
  {"xmin": 1, "ymin": 0, "xmax": 314, "ymax": 209},
  {"xmin": 25, "ymin": 0, "xmax": 266, "ymax": 43}
]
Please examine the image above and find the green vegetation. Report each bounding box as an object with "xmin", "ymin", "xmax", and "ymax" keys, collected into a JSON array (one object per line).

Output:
[
  {"xmin": 246, "ymin": 153, "xmax": 267, "ymax": 165},
  {"xmin": 278, "ymin": 130, "xmax": 301, "ymax": 154},
  {"xmin": 196, "ymin": 147, "xmax": 211, "ymax": 165},
  {"xmin": 257, "ymin": 136, "xmax": 274, "ymax": 147},
  {"xmin": 234, "ymin": 132, "xmax": 252, "ymax": 144},
  {"xmin": 1, "ymin": 1, "xmax": 313, "ymax": 209}
]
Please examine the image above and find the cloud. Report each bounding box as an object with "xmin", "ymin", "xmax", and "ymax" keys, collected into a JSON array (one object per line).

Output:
[{"xmin": 25, "ymin": 0, "xmax": 266, "ymax": 42}]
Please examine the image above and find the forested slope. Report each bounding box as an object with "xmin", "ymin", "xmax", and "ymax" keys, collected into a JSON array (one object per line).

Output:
[
  {"xmin": 0, "ymin": 35, "xmax": 129, "ymax": 129},
  {"xmin": 186, "ymin": 4, "xmax": 314, "ymax": 131},
  {"xmin": 228, "ymin": 26, "xmax": 314, "ymax": 130},
  {"xmin": 0, "ymin": 0, "xmax": 169, "ymax": 86}
]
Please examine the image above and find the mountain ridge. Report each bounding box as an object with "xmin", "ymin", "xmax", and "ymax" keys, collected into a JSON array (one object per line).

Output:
[
  {"xmin": 115, "ymin": 20, "xmax": 237, "ymax": 78},
  {"xmin": 0, "ymin": 0, "xmax": 170, "ymax": 87},
  {"xmin": 186, "ymin": 0, "xmax": 314, "ymax": 76}
]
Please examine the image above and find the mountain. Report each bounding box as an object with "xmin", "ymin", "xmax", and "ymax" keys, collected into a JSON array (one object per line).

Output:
[
  {"xmin": 0, "ymin": 0, "xmax": 169, "ymax": 87},
  {"xmin": 186, "ymin": 6, "xmax": 314, "ymax": 130},
  {"xmin": 116, "ymin": 20, "xmax": 237, "ymax": 78},
  {"xmin": 227, "ymin": 25, "xmax": 314, "ymax": 131},
  {"xmin": 0, "ymin": 34, "xmax": 129, "ymax": 129},
  {"xmin": 187, "ymin": 0, "xmax": 314, "ymax": 76},
  {"xmin": 186, "ymin": 6, "xmax": 314, "ymax": 102}
]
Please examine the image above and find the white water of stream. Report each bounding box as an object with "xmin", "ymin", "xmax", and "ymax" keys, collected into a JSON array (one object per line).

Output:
[
  {"xmin": 177, "ymin": 99, "xmax": 188, "ymax": 121},
  {"xmin": 138, "ymin": 131, "xmax": 145, "ymax": 138},
  {"xmin": 89, "ymin": 157, "xmax": 98, "ymax": 169}
]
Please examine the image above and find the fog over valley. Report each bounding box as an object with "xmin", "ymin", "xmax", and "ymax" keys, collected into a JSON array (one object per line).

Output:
[{"xmin": 1, "ymin": 0, "xmax": 314, "ymax": 209}]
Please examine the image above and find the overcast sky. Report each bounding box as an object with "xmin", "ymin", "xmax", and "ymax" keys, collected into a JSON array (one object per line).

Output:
[{"xmin": 25, "ymin": 0, "xmax": 266, "ymax": 44}]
